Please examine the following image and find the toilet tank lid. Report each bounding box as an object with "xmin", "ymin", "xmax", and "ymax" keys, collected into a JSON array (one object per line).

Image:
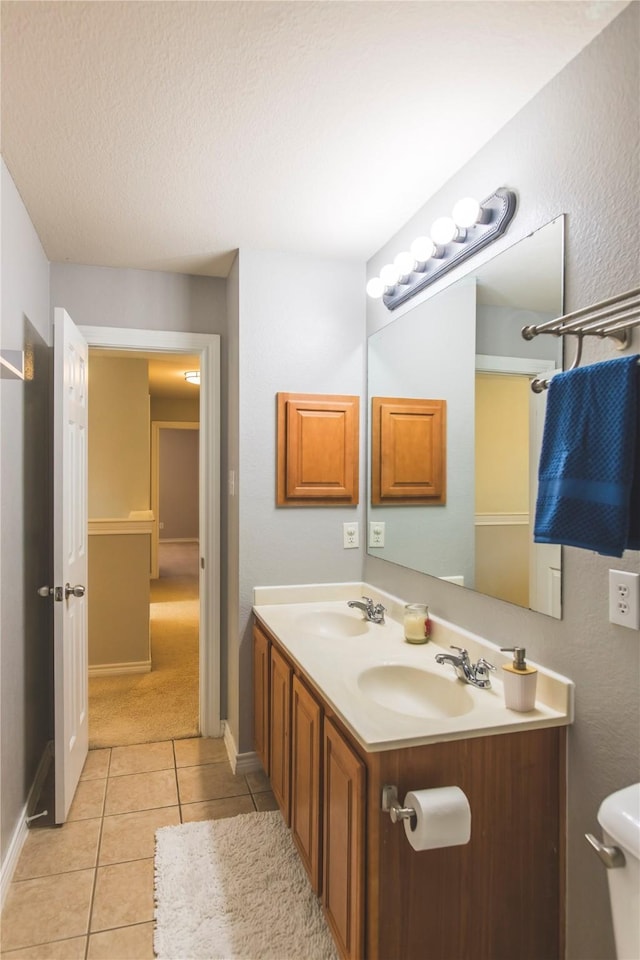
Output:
[{"xmin": 598, "ymin": 783, "xmax": 640, "ymax": 859}]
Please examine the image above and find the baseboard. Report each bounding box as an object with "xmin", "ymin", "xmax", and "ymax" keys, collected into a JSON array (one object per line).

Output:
[
  {"xmin": 1, "ymin": 741, "xmax": 53, "ymax": 910},
  {"xmin": 89, "ymin": 660, "xmax": 151, "ymax": 677},
  {"xmin": 223, "ymin": 721, "xmax": 262, "ymax": 775}
]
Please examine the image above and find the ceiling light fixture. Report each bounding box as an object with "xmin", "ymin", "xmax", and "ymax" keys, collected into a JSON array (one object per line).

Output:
[
  {"xmin": 367, "ymin": 187, "xmax": 517, "ymax": 310},
  {"xmin": 184, "ymin": 371, "xmax": 200, "ymax": 385}
]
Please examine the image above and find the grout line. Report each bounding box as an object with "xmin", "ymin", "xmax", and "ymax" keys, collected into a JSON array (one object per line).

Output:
[{"xmin": 84, "ymin": 804, "xmax": 106, "ymax": 960}]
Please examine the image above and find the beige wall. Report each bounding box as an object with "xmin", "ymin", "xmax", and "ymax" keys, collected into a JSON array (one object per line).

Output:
[
  {"xmin": 88, "ymin": 533, "xmax": 150, "ymax": 667},
  {"xmin": 150, "ymin": 397, "xmax": 199, "ymax": 422},
  {"xmin": 475, "ymin": 373, "xmax": 529, "ymax": 514},
  {"xmin": 89, "ymin": 356, "xmax": 150, "ymax": 517}
]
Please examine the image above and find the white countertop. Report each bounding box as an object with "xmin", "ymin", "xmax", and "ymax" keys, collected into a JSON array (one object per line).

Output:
[{"xmin": 253, "ymin": 582, "xmax": 574, "ymax": 753}]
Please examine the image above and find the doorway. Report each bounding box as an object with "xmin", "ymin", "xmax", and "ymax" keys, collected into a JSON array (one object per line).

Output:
[{"xmin": 79, "ymin": 326, "xmax": 221, "ymax": 741}]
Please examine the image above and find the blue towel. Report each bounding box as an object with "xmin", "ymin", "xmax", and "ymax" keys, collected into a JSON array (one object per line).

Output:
[{"xmin": 534, "ymin": 354, "xmax": 640, "ymax": 557}]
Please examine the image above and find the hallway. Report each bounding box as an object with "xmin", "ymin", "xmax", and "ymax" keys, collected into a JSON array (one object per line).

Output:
[{"xmin": 88, "ymin": 544, "xmax": 200, "ymax": 748}]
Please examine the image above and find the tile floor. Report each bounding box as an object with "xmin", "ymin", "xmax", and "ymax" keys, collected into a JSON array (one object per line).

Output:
[{"xmin": 1, "ymin": 739, "xmax": 276, "ymax": 959}]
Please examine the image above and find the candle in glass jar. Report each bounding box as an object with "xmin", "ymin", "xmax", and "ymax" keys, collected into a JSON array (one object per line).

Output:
[{"xmin": 404, "ymin": 603, "xmax": 430, "ymax": 643}]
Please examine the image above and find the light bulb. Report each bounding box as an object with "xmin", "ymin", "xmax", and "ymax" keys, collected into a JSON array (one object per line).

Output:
[
  {"xmin": 430, "ymin": 216, "xmax": 458, "ymax": 245},
  {"xmin": 366, "ymin": 277, "xmax": 385, "ymax": 299},
  {"xmin": 393, "ymin": 251, "xmax": 415, "ymax": 277},
  {"xmin": 452, "ymin": 197, "xmax": 482, "ymax": 228},
  {"xmin": 410, "ymin": 236, "xmax": 436, "ymax": 262},
  {"xmin": 379, "ymin": 263, "xmax": 401, "ymax": 287}
]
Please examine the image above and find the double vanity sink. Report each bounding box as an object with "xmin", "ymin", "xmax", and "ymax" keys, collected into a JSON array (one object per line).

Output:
[
  {"xmin": 252, "ymin": 581, "xmax": 573, "ymax": 960},
  {"xmin": 253, "ymin": 582, "xmax": 573, "ymax": 753}
]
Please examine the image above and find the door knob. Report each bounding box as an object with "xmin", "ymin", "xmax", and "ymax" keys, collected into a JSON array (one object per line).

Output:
[
  {"xmin": 65, "ymin": 583, "xmax": 86, "ymax": 599},
  {"xmin": 37, "ymin": 586, "xmax": 53, "ymax": 598}
]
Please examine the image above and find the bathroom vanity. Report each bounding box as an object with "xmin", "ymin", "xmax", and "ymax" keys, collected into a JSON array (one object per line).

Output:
[{"xmin": 252, "ymin": 584, "xmax": 573, "ymax": 960}]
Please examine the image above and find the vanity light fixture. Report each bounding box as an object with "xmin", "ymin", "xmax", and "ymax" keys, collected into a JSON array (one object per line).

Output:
[
  {"xmin": 367, "ymin": 187, "xmax": 517, "ymax": 311},
  {"xmin": 184, "ymin": 370, "xmax": 200, "ymax": 385}
]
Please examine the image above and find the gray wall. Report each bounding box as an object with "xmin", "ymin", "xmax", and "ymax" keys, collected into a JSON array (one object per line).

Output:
[
  {"xmin": 159, "ymin": 428, "xmax": 199, "ymax": 539},
  {"xmin": 364, "ymin": 7, "xmax": 640, "ymax": 959},
  {"xmin": 369, "ymin": 280, "xmax": 476, "ymax": 583},
  {"xmin": 1, "ymin": 161, "xmax": 52, "ymax": 865},
  {"xmin": 233, "ymin": 249, "xmax": 365, "ymax": 752}
]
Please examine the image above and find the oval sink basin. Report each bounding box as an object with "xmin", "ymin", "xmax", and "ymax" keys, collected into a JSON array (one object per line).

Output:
[
  {"xmin": 295, "ymin": 610, "xmax": 370, "ymax": 638},
  {"xmin": 357, "ymin": 664, "xmax": 474, "ymax": 719}
]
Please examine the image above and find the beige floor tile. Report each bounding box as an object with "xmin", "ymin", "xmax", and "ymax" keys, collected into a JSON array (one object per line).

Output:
[
  {"xmin": 90, "ymin": 858, "xmax": 154, "ymax": 932},
  {"xmin": 181, "ymin": 794, "xmax": 256, "ymax": 823},
  {"xmin": 80, "ymin": 749, "xmax": 111, "ymax": 781},
  {"xmin": 104, "ymin": 768, "xmax": 178, "ymax": 816},
  {"xmin": 109, "ymin": 740, "xmax": 174, "ymax": 777},
  {"xmin": 177, "ymin": 762, "xmax": 250, "ymax": 804},
  {"xmin": 0, "ymin": 871, "xmax": 94, "ymax": 952},
  {"xmin": 87, "ymin": 921, "xmax": 154, "ymax": 960},
  {"xmin": 253, "ymin": 790, "xmax": 280, "ymax": 812},
  {"xmin": 173, "ymin": 736, "xmax": 228, "ymax": 767},
  {"xmin": 0, "ymin": 936, "xmax": 87, "ymax": 958},
  {"xmin": 67, "ymin": 780, "xmax": 106, "ymax": 822},
  {"xmin": 246, "ymin": 767, "xmax": 270, "ymax": 793},
  {"xmin": 13, "ymin": 820, "xmax": 101, "ymax": 880},
  {"xmin": 99, "ymin": 806, "xmax": 180, "ymax": 865}
]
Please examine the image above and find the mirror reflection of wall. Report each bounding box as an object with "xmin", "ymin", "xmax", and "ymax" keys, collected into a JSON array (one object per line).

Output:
[{"xmin": 367, "ymin": 216, "xmax": 564, "ymax": 618}]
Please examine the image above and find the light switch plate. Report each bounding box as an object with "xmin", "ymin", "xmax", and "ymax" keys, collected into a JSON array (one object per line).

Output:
[{"xmin": 609, "ymin": 569, "xmax": 640, "ymax": 629}]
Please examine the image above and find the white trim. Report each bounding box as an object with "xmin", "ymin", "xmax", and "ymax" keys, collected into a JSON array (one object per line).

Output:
[
  {"xmin": 88, "ymin": 519, "xmax": 154, "ymax": 535},
  {"xmin": 223, "ymin": 721, "xmax": 262, "ymax": 775},
  {"xmin": 0, "ymin": 742, "xmax": 53, "ymax": 909},
  {"xmin": 89, "ymin": 660, "xmax": 152, "ymax": 677},
  {"xmin": 475, "ymin": 354, "xmax": 557, "ymax": 376},
  {"xmin": 475, "ymin": 512, "xmax": 530, "ymax": 526},
  {"xmin": 0, "ymin": 350, "xmax": 25, "ymax": 380},
  {"xmin": 79, "ymin": 325, "xmax": 221, "ymax": 739},
  {"xmin": 159, "ymin": 537, "xmax": 199, "ymax": 544}
]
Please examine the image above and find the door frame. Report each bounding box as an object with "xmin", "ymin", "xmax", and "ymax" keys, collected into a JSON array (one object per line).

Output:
[
  {"xmin": 150, "ymin": 420, "xmax": 199, "ymax": 579},
  {"xmin": 79, "ymin": 325, "xmax": 221, "ymax": 738}
]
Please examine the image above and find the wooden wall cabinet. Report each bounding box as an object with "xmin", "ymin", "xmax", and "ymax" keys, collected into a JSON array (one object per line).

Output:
[
  {"xmin": 371, "ymin": 396, "xmax": 446, "ymax": 505},
  {"xmin": 277, "ymin": 393, "xmax": 359, "ymax": 506},
  {"xmin": 252, "ymin": 623, "xmax": 270, "ymax": 774},
  {"xmin": 253, "ymin": 618, "xmax": 564, "ymax": 960}
]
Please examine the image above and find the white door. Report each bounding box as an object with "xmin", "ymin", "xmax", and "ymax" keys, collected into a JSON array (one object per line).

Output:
[
  {"xmin": 53, "ymin": 308, "xmax": 89, "ymax": 823},
  {"xmin": 529, "ymin": 373, "xmax": 562, "ymax": 618}
]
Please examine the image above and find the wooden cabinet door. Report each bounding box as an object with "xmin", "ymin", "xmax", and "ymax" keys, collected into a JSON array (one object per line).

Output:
[
  {"xmin": 323, "ymin": 717, "xmax": 365, "ymax": 960},
  {"xmin": 252, "ymin": 624, "xmax": 270, "ymax": 775},
  {"xmin": 269, "ymin": 644, "xmax": 292, "ymax": 824},
  {"xmin": 291, "ymin": 675, "xmax": 322, "ymax": 894}
]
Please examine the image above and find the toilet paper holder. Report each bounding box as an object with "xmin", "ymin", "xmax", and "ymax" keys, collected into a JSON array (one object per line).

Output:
[{"xmin": 382, "ymin": 784, "xmax": 416, "ymax": 825}]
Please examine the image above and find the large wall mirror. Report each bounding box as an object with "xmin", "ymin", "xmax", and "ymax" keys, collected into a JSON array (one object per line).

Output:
[{"xmin": 367, "ymin": 216, "xmax": 564, "ymax": 618}]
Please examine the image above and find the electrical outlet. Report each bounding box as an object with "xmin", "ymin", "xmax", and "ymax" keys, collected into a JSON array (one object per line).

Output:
[
  {"xmin": 159, "ymin": 521, "xmax": 164, "ymax": 530},
  {"xmin": 343, "ymin": 522, "xmax": 359, "ymax": 549},
  {"xmin": 609, "ymin": 569, "xmax": 640, "ymax": 629},
  {"xmin": 369, "ymin": 521, "xmax": 385, "ymax": 548}
]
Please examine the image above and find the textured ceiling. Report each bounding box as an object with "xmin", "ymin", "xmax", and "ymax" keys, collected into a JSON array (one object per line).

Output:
[{"xmin": 0, "ymin": 1, "xmax": 628, "ymax": 277}]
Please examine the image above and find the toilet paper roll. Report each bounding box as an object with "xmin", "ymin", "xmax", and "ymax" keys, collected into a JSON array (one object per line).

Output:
[{"xmin": 403, "ymin": 786, "xmax": 471, "ymax": 851}]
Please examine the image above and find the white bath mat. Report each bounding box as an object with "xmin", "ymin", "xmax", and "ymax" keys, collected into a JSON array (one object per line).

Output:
[{"xmin": 154, "ymin": 810, "xmax": 338, "ymax": 960}]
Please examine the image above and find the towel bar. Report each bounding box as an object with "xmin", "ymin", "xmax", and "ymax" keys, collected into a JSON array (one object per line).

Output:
[{"xmin": 523, "ymin": 287, "xmax": 640, "ymax": 392}]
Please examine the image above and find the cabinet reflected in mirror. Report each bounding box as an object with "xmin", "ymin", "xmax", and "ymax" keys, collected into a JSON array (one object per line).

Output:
[{"xmin": 367, "ymin": 216, "xmax": 564, "ymax": 617}]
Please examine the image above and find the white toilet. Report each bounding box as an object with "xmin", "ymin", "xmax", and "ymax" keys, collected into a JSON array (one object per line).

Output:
[{"xmin": 591, "ymin": 783, "xmax": 640, "ymax": 960}]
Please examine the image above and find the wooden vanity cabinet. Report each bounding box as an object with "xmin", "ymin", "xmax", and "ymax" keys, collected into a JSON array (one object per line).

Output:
[
  {"xmin": 269, "ymin": 643, "xmax": 292, "ymax": 824},
  {"xmin": 252, "ymin": 618, "xmax": 565, "ymax": 960},
  {"xmin": 290, "ymin": 674, "xmax": 323, "ymax": 893},
  {"xmin": 252, "ymin": 623, "xmax": 270, "ymax": 774},
  {"xmin": 323, "ymin": 716, "xmax": 366, "ymax": 960}
]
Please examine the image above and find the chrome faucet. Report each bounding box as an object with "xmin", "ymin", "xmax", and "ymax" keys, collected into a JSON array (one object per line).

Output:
[
  {"xmin": 347, "ymin": 596, "xmax": 386, "ymax": 624},
  {"xmin": 435, "ymin": 645, "xmax": 496, "ymax": 689}
]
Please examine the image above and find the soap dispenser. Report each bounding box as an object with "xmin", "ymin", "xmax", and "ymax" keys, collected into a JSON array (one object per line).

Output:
[{"xmin": 500, "ymin": 647, "xmax": 537, "ymax": 712}]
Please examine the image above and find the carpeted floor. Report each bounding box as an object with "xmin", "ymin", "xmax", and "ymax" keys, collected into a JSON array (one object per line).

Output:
[
  {"xmin": 88, "ymin": 542, "xmax": 200, "ymax": 748},
  {"xmin": 154, "ymin": 810, "xmax": 338, "ymax": 960}
]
